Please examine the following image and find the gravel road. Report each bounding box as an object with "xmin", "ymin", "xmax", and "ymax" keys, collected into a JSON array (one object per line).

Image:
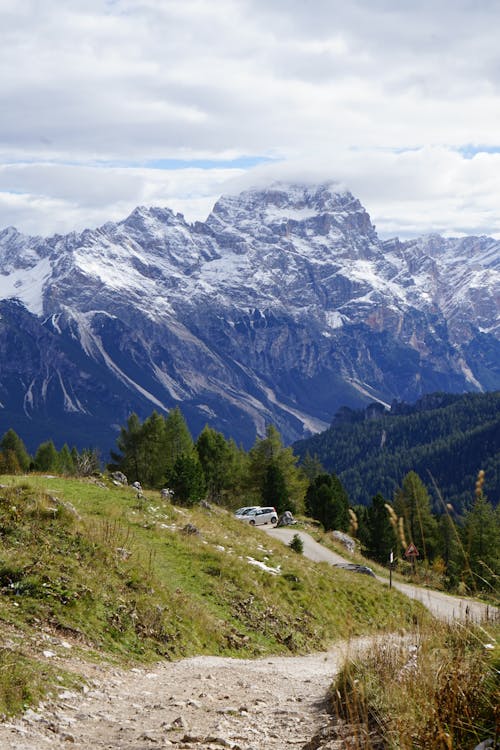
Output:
[
  {"xmin": 0, "ymin": 528, "xmax": 495, "ymax": 750},
  {"xmin": 264, "ymin": 527, "xmax": 498, "ymax": 622},
  {"xmin": 0, "ymin": 637, "xmax": 379, "ymax": 750}
]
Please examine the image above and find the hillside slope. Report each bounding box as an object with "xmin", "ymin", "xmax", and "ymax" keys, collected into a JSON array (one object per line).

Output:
[{"xmin": 294, "ymin": 391, "xmax": 500, "ymax": 508}]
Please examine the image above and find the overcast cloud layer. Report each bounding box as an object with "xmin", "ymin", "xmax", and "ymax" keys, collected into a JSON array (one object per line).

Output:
[{"xmin": 2, "ymin": 0, "xmax": 500, "ymax": 238}]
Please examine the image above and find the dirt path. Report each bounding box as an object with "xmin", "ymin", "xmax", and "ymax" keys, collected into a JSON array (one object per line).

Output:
[
  {"xmin": 1, "ymin": 529, "xmax": 496, "ymax": 749},
  {"xmin": 264, "ymin": 527, "xmax": 498, "ymax": 622},
  {"xmin": 0, "ymin": 637, "xmax": 376, "ymax": 750}
]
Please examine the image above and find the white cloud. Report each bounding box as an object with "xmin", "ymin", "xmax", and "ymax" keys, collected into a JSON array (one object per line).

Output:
[{"xmin": 1, "ymin": 0, "xmax": 500, "ymax": 237}]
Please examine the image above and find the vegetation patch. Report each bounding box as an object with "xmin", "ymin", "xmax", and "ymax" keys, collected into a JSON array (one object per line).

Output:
[{"xmin": 330, "ymin": 620, "xmax": 500, "ymax": 749}]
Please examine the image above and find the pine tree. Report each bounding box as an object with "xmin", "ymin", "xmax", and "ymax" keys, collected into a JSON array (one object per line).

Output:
[
  {"xmin": 164, "ymin": 407, "xmax": 194, "ymax": 476},
  {"xmin": 196, "ymin": 426, "xmax": 233, "ymax": 504},
  {"xmin": 58, "ymin": 443, "xmax": 76, "ymax": 475},
  {"xmin": 141, "ymin": 411, "xmax": 168, "ymax": 488},
  {"xmin": 34, "ymin": 440, "xmax": 59, "ymax": 472},
  {"xmin": 305, "ymin": 473, "xmax": 350, "ymax": 531},
  {"xmin": 462, "ymin": 472, "xmax": 500, "ymax": 592},
  {"xmin": 300, "ymin": 452, "xmax": 324, "ymax": 481},
  {"xmin": 261, "ymin": 462, "xmax": 289, "ymax": 513},
  {"xmin": 0, "ymin": 429, "xmax": 31, "ymax": 471},
  {"xmin": 0, "ymin": 450, "xmax": 21, "ymax": 474},
  {"xmin": 248, "ymin": 425, "xmax": 307, "ymax": 513},
  {"xmin": 168, "ymin": 454, "xmax": 205, "ymax": 506},
  {"xmin": 393, "ymin": 471, "xmax": 438, "ymax": 561},
  {"xmin": 365, "ymin": 493, "xmax": 397, "ymax": 564},
  {"xmin": 109, "ymin": 413, "xmax": 145, "ymax": 483}
]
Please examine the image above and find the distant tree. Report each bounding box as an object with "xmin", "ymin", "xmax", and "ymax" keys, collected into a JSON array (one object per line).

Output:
[
  {"xmin": 305, "ymin": 473, "xmax": 350, "ymax": 531},
  {"xmin": 0, "ymin": 449, "xmax": 21, "ymax": 475},
  {"xmin": 0, "ymin": 429, "xmax": 30, "ymax": 472},
  {"xmin": 34, "ymin": 440, "xmax": 59, "ymax": 472},
  {"xmin": 109, "ymin": 413, "xmax": 146, "ymax": 483},
  {"xmin": 140, "ymin": 411, "xmax": 168, "ymax": 488},
  {"xmin": 167, "ymin": 454, "xmax": 205, "ymax": 506},
  {"xmin": 462, "ymin": 472, "xmax": 499, "ymax": 592},
  {"xmin": 248, "ymin": 425, "xmax": 307, "ymax": 513},
  {"xmin": 164, "ymin": 407, "xmax": 194, "ymax": 476},
  {"xmin": 365, "ymin": 493, "xmax": 397, "ymax": 564},
  {"xmin": 58, "ymin": 443, "xmax": 75, "ymax": 475},
  {"xmin": 196, "ymin": 426, "xmax": 233, "ymax": 504},
  {"xmin": 261, "ymin": 462, "xmax": 289, "ymax": 513},
  {"xmin": 300, "ymin": 452, "xmax": 324, "ymax": 482},
  {"xmin": 437, "ymin": 510, "xmax": 463, "ymax": 588},
  {"xmin": 393, "ymin": 471, "xmax": 438, "ymax": 561}
]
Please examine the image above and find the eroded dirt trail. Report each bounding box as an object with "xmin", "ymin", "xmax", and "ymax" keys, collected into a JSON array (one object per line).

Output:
[{"xmin": 0, "ymin": 640, "xmax": 367, "ymax": 750}]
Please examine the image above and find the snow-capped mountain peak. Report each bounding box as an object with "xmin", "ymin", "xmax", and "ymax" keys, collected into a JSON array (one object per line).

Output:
[{"xmin": 0, "ymin": 182, "xmax": 498, "ymax": 452}]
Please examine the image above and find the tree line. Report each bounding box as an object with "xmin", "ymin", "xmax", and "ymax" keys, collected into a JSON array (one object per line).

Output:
[
  {"xmin": 0, "ymin": 406, "xmax": 497, "ymax": 596},
  {"xmin": 293, "ymin": 390, "xmax": 500, "ymax": 511}
]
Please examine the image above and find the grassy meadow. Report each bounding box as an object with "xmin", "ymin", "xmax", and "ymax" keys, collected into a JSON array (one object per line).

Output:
[{"xmin": 0, "ymin": 473, "xmax": 425, "ymax": 716}]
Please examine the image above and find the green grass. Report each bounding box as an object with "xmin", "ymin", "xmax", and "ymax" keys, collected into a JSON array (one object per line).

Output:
[
  {"xmin": 0, "ymin": 474, "xmax": 429, "ymax": 713},
  {"xmin": 330, "ymin": 619, "xmax": 500, "ymax": 749}
]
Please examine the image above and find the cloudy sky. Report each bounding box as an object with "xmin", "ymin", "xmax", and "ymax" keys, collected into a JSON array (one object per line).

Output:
[{"xmin": 2, "ymin": 0, "xmax": 500, "ymax": 238}]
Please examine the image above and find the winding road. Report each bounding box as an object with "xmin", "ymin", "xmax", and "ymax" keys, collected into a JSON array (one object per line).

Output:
[{"xmin": 263, "ymin": 527, "xmax": 498, "ymax": 623}]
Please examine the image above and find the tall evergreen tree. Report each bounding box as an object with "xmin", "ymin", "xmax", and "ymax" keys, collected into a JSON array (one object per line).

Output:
[
  {"xmin": 0, "ymin": 429, "xmax": 30, "ymax": 471},
  {"xmin": 168, "ymin": 454, "xmax": 205, "ymax": 506},
  {"xmin": 58, "ymin": 443, "xmax": 76, "ymax": 475},
  {"xmin": 109, "ymin": 413, "xmax": 145, "ymax": 483},
  {"xmin": 437, "ymin": 510, "xmax": 463, "ymax": 588},
  {"xmin": 462, "ymin": 475, "xmax": 500, "ymax": 592},
  {"xmin": 393, "ymin": 471, "xmax": 438, "ymax": 561},
  {"xmin": 300, "ymin": 452, "xmax": 324, "ymax": 482},
  {"xmin": 196, "ymin": 426, "xmax": 233, "ymax": 504},
  {"xmin": 305, "ymin": 473, "xmax": 350, "ymax": 531},
  {"xmin": 34, "ymin": 440, "xmax": 59, "ymax": 472},
  {"xmin": 140, "ymin": 411, "xmax": 168, "ymax": 488},
  {"xmin": 365, "ymin": 493, "xmax": 397, "ymax": 564},
  {"xmin": 164, "ymin": 407, "xmax": 194, "ymax": 475},
  {"xmin": 0, "ymin": 450, "xmax": 21, "ymax": 474},
  {"xmin": 248, "ymin": 425, "xmax": 307, "ymax": 513},
  {"xmin": 261, "ymin": 462, "xmax": 289, "ymax": 513}
]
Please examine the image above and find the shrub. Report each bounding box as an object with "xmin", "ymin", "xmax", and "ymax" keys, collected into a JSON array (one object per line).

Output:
[{"xmin": 289, "ymin": 533, "xmax": 304, "ymax": 554}]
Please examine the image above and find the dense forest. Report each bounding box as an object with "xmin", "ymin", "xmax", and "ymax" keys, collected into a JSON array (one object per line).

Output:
[
  {"xmin": 293, "ymin": 391, "xmax": 500, "ymax": 511},
  {"xmin": 0, "ymin": 397, "xmax": 498, "ymax": 597}
]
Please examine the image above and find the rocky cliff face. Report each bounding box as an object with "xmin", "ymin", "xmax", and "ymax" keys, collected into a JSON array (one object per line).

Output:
[{"xmin": 0, "ymin": 182, "xmax": 498, "ymax": 452}]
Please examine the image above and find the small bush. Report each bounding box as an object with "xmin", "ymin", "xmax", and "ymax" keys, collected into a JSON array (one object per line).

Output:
[{"xmin": 289, "ymin": 533, "xmax": 304, "ymax": 554}]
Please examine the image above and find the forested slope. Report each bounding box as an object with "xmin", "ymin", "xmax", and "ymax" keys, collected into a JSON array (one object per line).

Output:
[{"xmin": 294, "ymin": 392, "xmax": 500, "ymax": 509}]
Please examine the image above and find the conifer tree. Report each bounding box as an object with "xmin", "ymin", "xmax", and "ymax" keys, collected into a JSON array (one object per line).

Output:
[
  {"xmin": 196, "ymin": 426, "xmax": 233, "ymax": 504},
  {"xmin": 164, "ymin": 407, "xmax": 194, "ymax": 475},
  {"xmin": 248, "ymin": 425, "xmax": 307, "ymax": 513},
  {"xmin": 393, "ymin": 471, "xmax": 438, "ymax": 560},
  {"xmin": 0, "ymin": 450, "xmax": 21, "ymax": 474},
  {"xmin": 109, "ymin": 413, "xmax": 145, "ymax": 483},
  {"xmin": 34, "ymin": 440, "xmax": 59, "ymax": 472},
  {"xmin": 58, "ymin": 443, "xmax": 75, "ymax": 475},
  {"xmin": 462, "ymin": 472, "xmax": 500, "ymax": 592},
  {"xmin": 365, "ymin": 493, "xmax": 397, "ymax": 563},
  {"xmin": 168, "ymin": 453, "xmax": 205, "ymax": 506},
  {"xmin": 305, "ymin": 473, "xmax": 350, "ymax": 531},
  {"xmin": 0, "ymin": 429, "xmax": 30, "ymax": 472},
  {"xmin": 141, "ymin": 411, "xmax": 168, "ymax": 487}
]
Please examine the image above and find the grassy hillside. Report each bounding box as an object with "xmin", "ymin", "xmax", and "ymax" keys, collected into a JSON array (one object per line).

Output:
[
  {"xmin": 0, "ymin": 473, "xmax": 427, "ymax": 716},
  {"xmin": 294, "ymin": 391, "xmax": 500, "ymax": 509}
]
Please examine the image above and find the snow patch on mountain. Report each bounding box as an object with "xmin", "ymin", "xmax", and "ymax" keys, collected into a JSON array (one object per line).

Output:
[{"xmin": 0, "ymin": 257, "xmax": 51, "ymax": 316}]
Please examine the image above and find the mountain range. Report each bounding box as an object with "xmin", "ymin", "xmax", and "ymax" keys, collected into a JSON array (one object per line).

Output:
[{"xmin": 0, "ymin": 182, "xmax": 498, "ymax": 453}]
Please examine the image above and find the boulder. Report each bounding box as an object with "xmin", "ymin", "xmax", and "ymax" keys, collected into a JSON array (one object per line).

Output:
[{"xmin": 110, "ymin": 471, "xmax": 128, "ymax": 485}]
